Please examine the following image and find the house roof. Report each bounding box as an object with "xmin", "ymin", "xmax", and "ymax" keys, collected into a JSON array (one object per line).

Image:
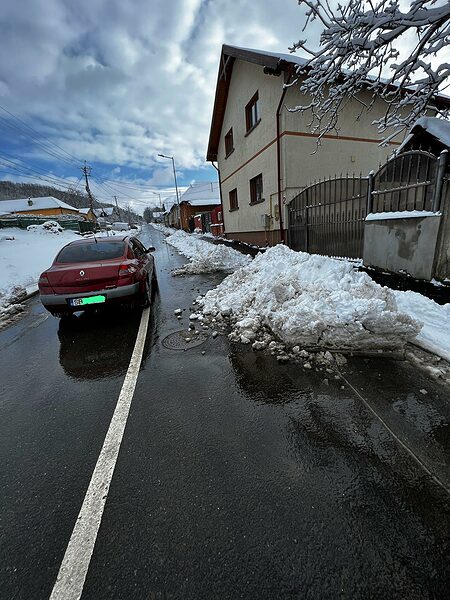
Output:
[
  {"xmin": 94, "ymin": 207, "xmax": 114, "ymax": 217},
  {"xmin": 0, "ymin": 196, "xmax": 78, "ymax": 214},
  {"xmin": 206, "ymin": 44, "xmax": 450, "ymax": 162},
  {"xmin": 398, "ymin": 117, "xmax": 450, "ymax": 153},
  {"xmin": 207, "ymin": 45, "xmax": 312, "ymax": 161},
  {"xmin": 78, "ymin": 207, "xmax": 93, "ymax": 214},
  {"xmin": 180, "ymin": 181, "xmax": 220, "ymax": 206}
]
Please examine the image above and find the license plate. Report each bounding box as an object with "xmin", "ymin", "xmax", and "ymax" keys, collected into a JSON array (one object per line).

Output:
[{"xmin": 69, "ymin": 295, "xmax": 106, "ymax": 307}]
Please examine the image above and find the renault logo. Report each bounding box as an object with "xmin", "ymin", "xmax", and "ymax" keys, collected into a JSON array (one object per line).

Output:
[{"xmin": 80, "ymin": 270, "xmax": 85, "ymax": 277}]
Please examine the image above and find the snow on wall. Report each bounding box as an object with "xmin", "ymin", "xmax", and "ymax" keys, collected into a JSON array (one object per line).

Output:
[
  {"xmin": 366, "ymin": 210, "xmax": 441, "ymax": 221},
  {"xmin": 197, "ymin": 245, "xmax": 421, "ymax": 352}
]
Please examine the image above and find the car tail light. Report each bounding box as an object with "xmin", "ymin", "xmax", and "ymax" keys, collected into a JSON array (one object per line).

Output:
[
  {"xmin": 38, "ymin": 273, "xmax": 49, "ymax": 285},
  {"xmin": 119, "ymin": 263, "xmax": 137, "ymax": 276}
]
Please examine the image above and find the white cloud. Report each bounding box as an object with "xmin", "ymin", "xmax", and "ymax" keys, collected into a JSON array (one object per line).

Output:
[{"xmin": 0, "ymin": 0, "xmax": 308, "ymax": 180}]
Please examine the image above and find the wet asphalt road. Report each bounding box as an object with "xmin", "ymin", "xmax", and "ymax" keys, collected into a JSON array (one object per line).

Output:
[{"xmin": 0, "ymin": 225, "xmax": 449, "ymax": 600}]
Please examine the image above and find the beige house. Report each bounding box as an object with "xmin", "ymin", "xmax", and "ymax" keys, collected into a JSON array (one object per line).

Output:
[{"xmin": 207, "ymin": 46, "xmax": 413, "ymax": 246}]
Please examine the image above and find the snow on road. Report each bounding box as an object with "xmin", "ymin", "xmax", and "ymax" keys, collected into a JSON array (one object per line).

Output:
[
  {"xmin": 0, "ymin": 224, "xmax": 78, "ymax": 316},
  {"xmin": 196, "ymin": 245, "xmax": 421, "ymax": 352},
  {"xmin": 164, "ymin": 229, "xmax": 251, "ymax": 275},
  {"xmin": 151, "ymin": 223, "xmax": 177, "ymax": 236}
]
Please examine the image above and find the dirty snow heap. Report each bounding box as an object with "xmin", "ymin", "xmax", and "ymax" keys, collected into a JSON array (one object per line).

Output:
[
  {"xmin": 165, "ymin": 230, "xmax": 251, "ymax": 275},
  {"xmin": 196, "ymin": 245, "xmax": 421, "ymax": 352}
]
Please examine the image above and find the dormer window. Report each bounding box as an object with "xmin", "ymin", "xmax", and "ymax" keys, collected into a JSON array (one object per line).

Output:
[{"xmin": 245, "ymin": 91, "xmax": 260, "ymax": 133}]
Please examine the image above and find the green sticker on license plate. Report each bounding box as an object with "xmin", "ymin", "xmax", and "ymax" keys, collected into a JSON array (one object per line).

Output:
[{"xmin": 71, "ymin": 295, "xmax": 106, "ymax": 306}]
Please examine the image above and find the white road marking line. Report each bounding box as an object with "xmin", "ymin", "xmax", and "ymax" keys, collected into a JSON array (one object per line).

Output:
[{"xmin": 49, "ymin": 307, "xmax": 150, "ymax": 600}]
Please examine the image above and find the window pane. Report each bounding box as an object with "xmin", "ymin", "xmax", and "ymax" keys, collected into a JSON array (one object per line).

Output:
[{"xmin": 56, "ymin": 242, "xmax": 125, "ymax": 263}]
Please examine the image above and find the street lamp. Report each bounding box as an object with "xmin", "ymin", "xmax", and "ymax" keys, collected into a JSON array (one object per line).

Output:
[{"xmin": 158, "ymin": 154, "xmax": 181, "ymax": 228}]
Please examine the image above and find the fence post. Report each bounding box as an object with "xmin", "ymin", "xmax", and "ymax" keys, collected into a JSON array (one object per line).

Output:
[
  {"xmin": 305, "ymin": 205, "xmax": 309, "ymax": 253},
  {"xmin": 367, "ymin": 170, "xmax": 374, "ymax": 214},
  {"xmin": 431, "ymin": 150, "xmax": 448, "ymax": 212}
]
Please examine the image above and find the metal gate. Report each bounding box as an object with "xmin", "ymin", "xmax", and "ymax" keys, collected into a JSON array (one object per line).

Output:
[
  {"xmin": 288, "ymin": 176, "xmax": 368, "ymax": 259},
  {"xmin": 288, "ymin": 149, "xmax": 445, "ymax": 259},
  {"xmin": 369, "ymin": 150, "xmax": 437, "ymax": 213}
]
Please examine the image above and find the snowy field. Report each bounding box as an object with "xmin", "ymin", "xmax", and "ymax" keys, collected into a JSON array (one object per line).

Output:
[
  {"xmin": 195, "ymin": 245, "xmax": 421, "ymax": 353},
  {"xmin": 0, "ymin": 224, "xmax": 79, "ymax": 317},
  {"xmin": 164, "ymin": 229, "xmax": 251, "ymax": 275}
]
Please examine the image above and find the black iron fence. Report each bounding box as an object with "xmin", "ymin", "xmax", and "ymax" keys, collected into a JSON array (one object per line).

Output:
[
  {"xmin": 369, "ymin": 150, "xmax": 437, "ymax": 213},
  {"xmin": 288, "ymin": 175, "xmax": 368, "ymax": 259},
  {"xmin": 288, "ymin": 149, "xmax": 448, "ymax": 259}
]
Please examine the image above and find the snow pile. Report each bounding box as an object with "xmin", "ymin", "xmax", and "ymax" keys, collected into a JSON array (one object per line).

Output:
[
  {"xmin": 196, "ymin": 245, "xmax": 421, "ymax": 351},
  {"xmin": 151, "ymin": 223, "xmax": 176, "ymax": 236},
  {"xmin": 165, "ymin": 229, "xmax": 251, "ymax": 275},
  {"xmin": 27, "ymin": 220, "xmax": 64, "ymax": 234},
  {"xmin": 393, "ymin": 290, "xmax": 450, "ymax": 362},
  {"xmin": 0, "ymin": 226, "xmax": 78, "ymax": 315}
]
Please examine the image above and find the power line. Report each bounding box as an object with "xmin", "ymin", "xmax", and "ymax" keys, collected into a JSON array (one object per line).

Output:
[{"xmin": 0, "ymin": 104, "xmax": 82, "ymax": 167}]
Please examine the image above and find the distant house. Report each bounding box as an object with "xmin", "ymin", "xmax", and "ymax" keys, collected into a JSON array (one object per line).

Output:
[
  {"xmin": 206, "ymin": 46, "xmax": 450, "ymax": 246},
  {"xmin": 0, "ymin": 196, "xmax": 80, "ymax": 218},
  {"xmin": 94, "ymin": 207, "xmax": 115, "ymax": 219},
  {"xmin": 78, "ymin": 207, "xmax": 97, "ymax": 221},
  {"xmin": 179, "ymin": 181, "xmax": 221, "ymax": 231},
  {"xmin": 163, "ymin": 195, "xmax": 180, "ymax": 228}
]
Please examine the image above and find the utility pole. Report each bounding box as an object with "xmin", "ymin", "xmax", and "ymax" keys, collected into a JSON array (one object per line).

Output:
[
  {"xmin": 113, "ymin": 195, "xmax": 122, "ymax": 220},
  {"xmin": 81, "ymin": 161, "xmax": 95, "ymax": 214},
  {"xmin": 158, "ymin": 154, "xmax": 181, "ymax": 228}
]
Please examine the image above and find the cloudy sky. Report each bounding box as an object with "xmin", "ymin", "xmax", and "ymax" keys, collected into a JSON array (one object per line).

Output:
[{"xmin": 0, "ymin": 0, "xmax": 313, "ymax": 212}]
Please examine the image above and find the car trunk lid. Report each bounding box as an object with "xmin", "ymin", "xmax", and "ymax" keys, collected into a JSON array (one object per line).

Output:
[{"xmin": 47, "ymin": 261, "xmax": 122, "ymax": 294}]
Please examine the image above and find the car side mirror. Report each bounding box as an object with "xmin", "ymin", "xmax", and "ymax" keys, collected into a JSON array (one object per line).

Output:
[{"xmin": 146, "ymin": 246, "xmax": 156, "ymax": 252}]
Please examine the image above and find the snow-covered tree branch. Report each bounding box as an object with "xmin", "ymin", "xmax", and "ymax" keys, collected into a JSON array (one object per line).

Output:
[{"xmin": 289, "ymin": 0, "xmax": 450, "ymax": 143}]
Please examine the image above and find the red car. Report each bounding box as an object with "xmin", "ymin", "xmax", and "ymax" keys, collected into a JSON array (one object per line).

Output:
[{"xmin": 38, "ymin": 236, "xmax": 156, "ymax": 317}]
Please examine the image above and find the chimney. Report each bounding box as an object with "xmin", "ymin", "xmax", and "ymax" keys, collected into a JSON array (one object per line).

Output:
[{"xmin": 27, "ymin": 198, "xmax": 33, "ymax": 206}]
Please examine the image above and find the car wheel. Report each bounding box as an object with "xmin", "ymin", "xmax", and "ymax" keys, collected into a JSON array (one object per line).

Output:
[
  {"xmin": 51, "ymin": 310, "xmax": 71, "ymax": 319},
  {"xmin": 140, "ymin": 277, "xmax": 151, "ymax": 308}
]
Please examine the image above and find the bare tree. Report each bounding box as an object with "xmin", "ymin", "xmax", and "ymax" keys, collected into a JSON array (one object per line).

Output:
[{"xmin": 289, "ymin": 0, "xmax": 450, "ymax": 143}]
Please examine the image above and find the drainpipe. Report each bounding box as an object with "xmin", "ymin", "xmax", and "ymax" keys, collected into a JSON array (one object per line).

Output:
[
  {"xmin": 212, "ymin": 161, "xmax": 226, "ymax": 237},
  {"xmin": 276, "ymin": 65, "xmax": 293, "ymax": 244}
]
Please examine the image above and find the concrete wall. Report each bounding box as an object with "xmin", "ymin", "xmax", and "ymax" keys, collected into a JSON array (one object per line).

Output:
[{"xmin": 363, "ymin": 215, "xmax": 442, "ymax": 280}]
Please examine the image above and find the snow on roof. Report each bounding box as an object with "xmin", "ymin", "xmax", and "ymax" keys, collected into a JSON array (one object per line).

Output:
[
  {"xmin": 397, "ymin": 117, "xmax": 450, "ymax": 153},
  {"xmin": 0, "ymin": 196, "xmax": 78, "ymax": 213},
  {"xmin": 228, "ymin": 45, "xmax": 308, "ymax": 69},
  {"xmin": 180, "ymin": 182, "xmax": 220, "ymax": 206},
  {"xmin": 79, "ymin": 207, "xmax": 92, "ymax": 214},
  {"xmin": 411, "ymin": 117, "xmax": 450, "ymax": 147},
  {"xmin": 93, "ymin": 207, "xmax": 114, "ymax": 217}
]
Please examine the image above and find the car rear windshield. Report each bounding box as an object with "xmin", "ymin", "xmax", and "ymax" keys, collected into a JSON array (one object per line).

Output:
[{"xmin": 56, "ymin": 242, "xmax": 126, "ymax": 263}]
